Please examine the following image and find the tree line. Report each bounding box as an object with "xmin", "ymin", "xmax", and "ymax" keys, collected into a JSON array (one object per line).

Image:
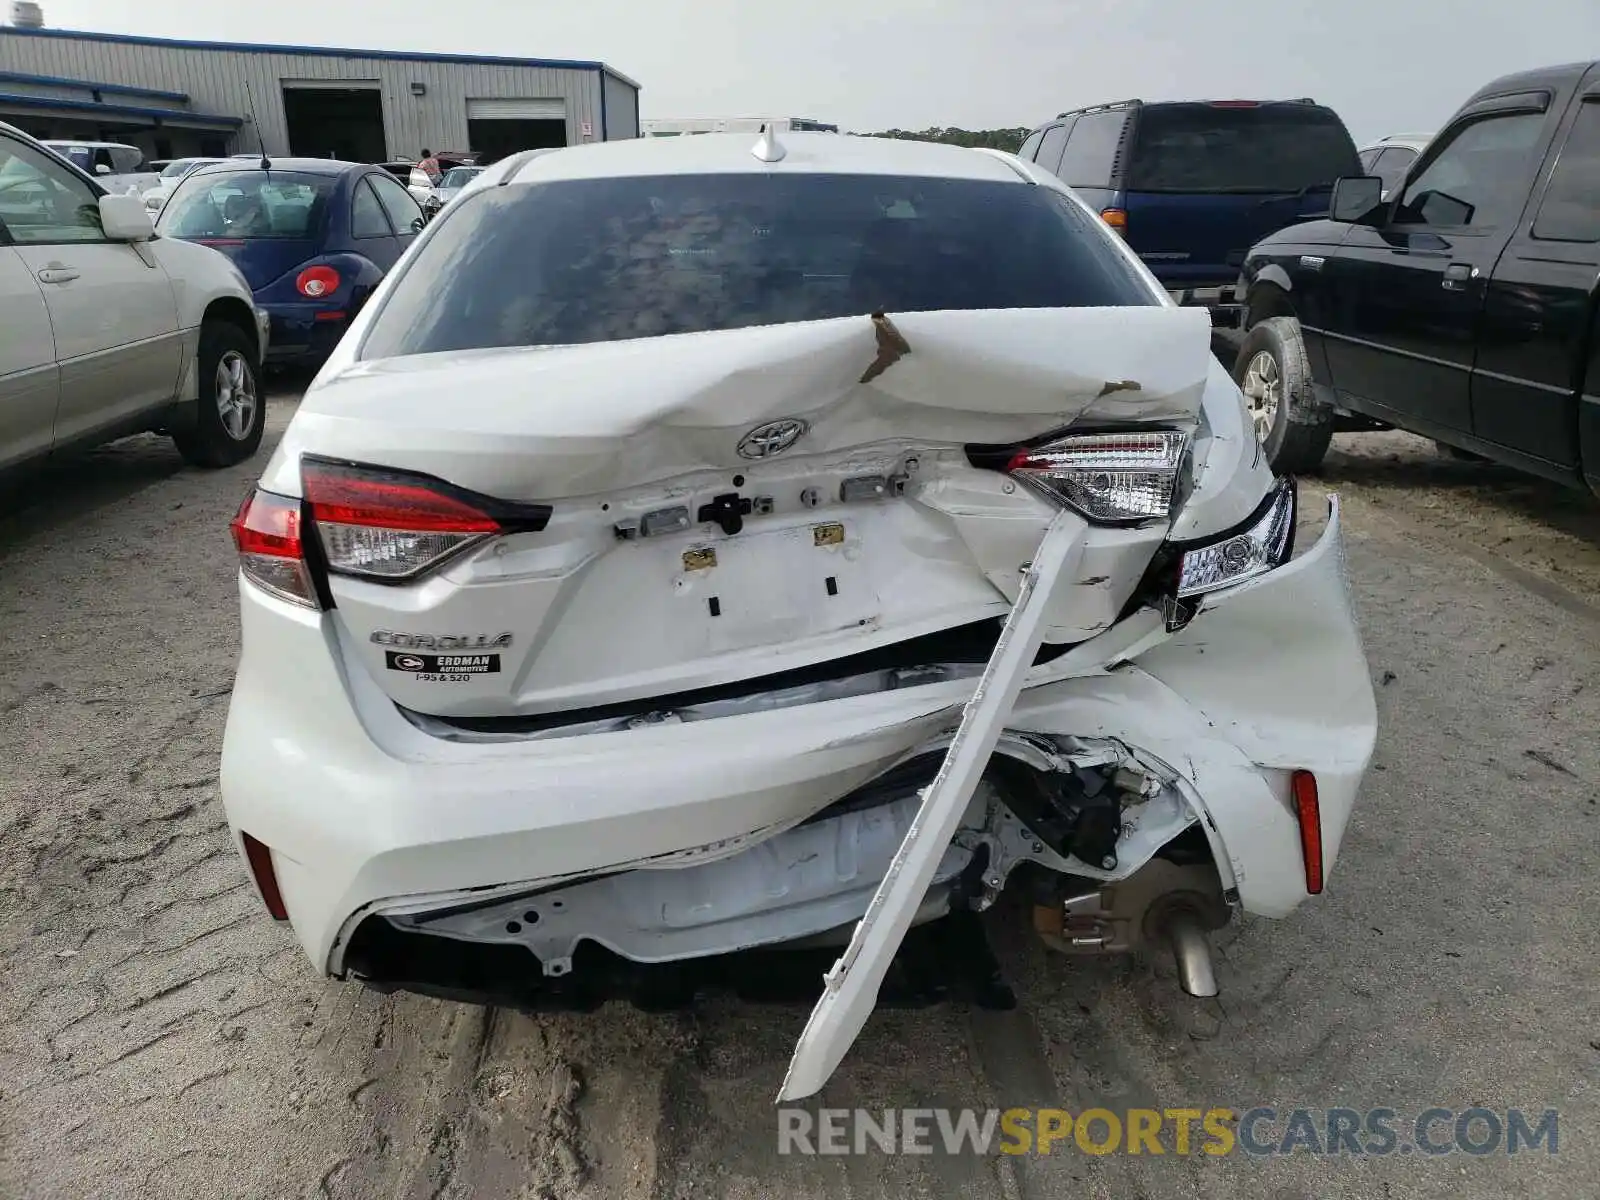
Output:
[{"xmin": 856, "ymin": 127, "xmax": 1033, "ymax": 154}]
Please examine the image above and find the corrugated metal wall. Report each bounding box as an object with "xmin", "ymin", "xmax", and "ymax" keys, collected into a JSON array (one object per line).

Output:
[
  {"xmin": 602, "ymin": 71, "xmax": 639, "ymax": 140},
  {"xmin": 0, "ymin": 32, "xmax": 630, "ymax": 157}
]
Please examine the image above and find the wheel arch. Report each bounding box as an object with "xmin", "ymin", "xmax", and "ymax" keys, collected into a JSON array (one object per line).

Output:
[
  {"xmin": 1244, "ymin": 266, "xmax": 1299, "ymax": 331},
  {"xmin": 203, "ymin": 296, "xmax": 263, "ymax": 364}
]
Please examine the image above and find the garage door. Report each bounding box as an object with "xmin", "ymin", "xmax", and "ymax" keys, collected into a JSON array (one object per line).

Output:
[{"xmin": 465, "ymin": 98, "xmax": 567, "ymax": 121}]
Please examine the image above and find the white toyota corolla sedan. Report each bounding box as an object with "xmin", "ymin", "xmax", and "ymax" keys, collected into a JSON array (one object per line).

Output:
[{"xmin": 220, "ymin": 130, "xmax": 1376, "ymax": 1099}]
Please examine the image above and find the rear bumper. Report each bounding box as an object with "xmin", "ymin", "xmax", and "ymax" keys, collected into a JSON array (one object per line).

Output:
[
  {"xmin": 1168, "ymin": 284, "xmax": 1244, "ymax": 328},
  {"xmin": 259, "ymin": 301, "xmax": 348, "ymax": 365},
  {"xmin": 220, "ymin": 499, "xmax": 1375, "ymax": 979}
]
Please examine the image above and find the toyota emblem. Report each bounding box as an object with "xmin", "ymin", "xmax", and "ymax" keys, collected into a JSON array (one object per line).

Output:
[{"xmin": 737, "ymin": 418, "xmax": 807, "ymax": 460}]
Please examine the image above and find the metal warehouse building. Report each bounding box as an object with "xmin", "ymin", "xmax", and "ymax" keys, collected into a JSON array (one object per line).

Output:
[{"xmin": 0, "ymin": 24, "xmax": 640, "ymax": 164}]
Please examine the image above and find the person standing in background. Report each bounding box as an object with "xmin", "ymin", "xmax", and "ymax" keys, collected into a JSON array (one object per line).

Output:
[{"xmin": 418, "ymin": 148, "xmax": 441, "ymax": 184}]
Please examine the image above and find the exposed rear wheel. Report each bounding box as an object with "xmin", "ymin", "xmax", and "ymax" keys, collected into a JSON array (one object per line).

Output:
[
  {"xmin": 174, "ymin": 322, "xmax": 265, "ymax": 468},
  {"xmin": 1233, "ymin": 316, "xmax": 1334, "ymax": 475}
]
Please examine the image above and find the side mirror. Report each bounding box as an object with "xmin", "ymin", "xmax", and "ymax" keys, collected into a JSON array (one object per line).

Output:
[
  {"xmin": 1331, "ymin": 175, "xmax": 1385, "ymax": 224},
  {"xmin": 94, "ymin": 163, "xmax": 112, "ymax": 176},
  {"xmin": 98, "ymin": 193, "xmax": 155, "ymax": 241}
]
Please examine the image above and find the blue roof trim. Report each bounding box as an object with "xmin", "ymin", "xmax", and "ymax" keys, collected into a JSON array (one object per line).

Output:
[
  {"xmin": 2, "ymin": 25, "xmax": 643, "ymax": 92},
  {"xmin": 0, "ymin": 69, "xmax": 189, "ymax": 104},
  {"xmin": 0, "ymin": 92, "xmax": 242, "ymax": 128}
]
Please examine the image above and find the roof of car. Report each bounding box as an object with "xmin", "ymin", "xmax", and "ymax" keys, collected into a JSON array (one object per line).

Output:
[
  {"xmin": 508, "ymin": 132, "xmax": 1026, "ymax": 185},
  {"xmin": 41, "ymin": 138, "xmax": 141, "ymax": 149},
  {"xmin": 187, "ymin": 157, "xmax": 372, "ymax": 179},
  {"xmin": 1468, "ymin": 60, "xmax": 1599, "ymax": 105},
  {"xmin": 1360, "ymin": 133, "xmax": 1433, "ymax": 152}
]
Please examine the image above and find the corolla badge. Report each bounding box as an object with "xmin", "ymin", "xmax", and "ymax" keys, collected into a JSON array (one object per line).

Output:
[{"xmin": 737, "ymin": 418, "xmax": 807, "ymax": 460}]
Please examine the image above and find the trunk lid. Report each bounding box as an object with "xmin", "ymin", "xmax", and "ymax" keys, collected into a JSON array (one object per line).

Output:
[
  {"xmin": 190, "ymin": 237, "xmax": 318, "ymax": 292},
  {"xmin": 278, "ymin": 305, "xmax": 1212, "ymax": 719}
]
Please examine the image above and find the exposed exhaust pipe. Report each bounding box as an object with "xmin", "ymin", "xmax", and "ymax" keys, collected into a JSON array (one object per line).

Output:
[{"xmin": 1163, "ymin": 910, "xmax": 1219, "ymax": 998}]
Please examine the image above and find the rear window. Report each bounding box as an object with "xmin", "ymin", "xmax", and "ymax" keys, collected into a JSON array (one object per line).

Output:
[
  {"xmin": 1533, "ymin": 99, "xmax": 1600, "ymax": 243},
  {"xmin": 161, "ymin": 159, "xmax": 198, "ymax": 179},
  {"xmin": 1126, "ymin": 104, "xmax": 1360, "ymax": 193},
  {"xmin": 360, "ymin": 173, "xmax": 1154, "ymax": 358},
  {"xmin": 159, "ymin": 170, "xmax": 335, "ymax": 239}
]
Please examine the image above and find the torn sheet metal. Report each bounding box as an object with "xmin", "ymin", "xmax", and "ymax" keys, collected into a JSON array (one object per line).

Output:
[{"xmin": 777, "ymin": 511, "xmax": 1085, "ymax": 1102}]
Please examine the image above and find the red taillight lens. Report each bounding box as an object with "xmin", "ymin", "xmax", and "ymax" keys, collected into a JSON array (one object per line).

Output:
[
  {"xmin": 1208, "ymin": 100, "xmax": 1262, "ymax": 108},
  {"xmin": 295, "ymin": 264, "xmax": 341, "ymax": 298},
  {"xmin": 230, "ymin": 489, "xmax": 318, "ymax": 608},
  {"xmin": 1291, "ymin": 769, "xmax": 1324, "ymax": 895},
  {"xmin": 1100, "ymin": 207, "xmax": 1128, "ymax": 236},
  {"xmin": 300, "ymin": 457, "xmax": 551, "ymax": 582},
  {"xmin": 240, "ymin": 831, "xmax": 288, "ymax": 920}
]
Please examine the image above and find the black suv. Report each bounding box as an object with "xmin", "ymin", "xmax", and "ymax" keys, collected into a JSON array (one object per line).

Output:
[{"xmin": 1235, "ymin": 61, "xmax": 1600, "ymax": 496}]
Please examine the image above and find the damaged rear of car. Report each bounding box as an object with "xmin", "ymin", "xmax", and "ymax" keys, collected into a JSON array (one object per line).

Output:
[{"xmin": 219, "ymin": 132, "xmax": 1376, "ymax": 1099}]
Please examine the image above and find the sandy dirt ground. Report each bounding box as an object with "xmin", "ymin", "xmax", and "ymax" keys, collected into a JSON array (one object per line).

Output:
[{"xmin": 1, "ymin": 394, "xmax": 1597, "ymax": 1199}]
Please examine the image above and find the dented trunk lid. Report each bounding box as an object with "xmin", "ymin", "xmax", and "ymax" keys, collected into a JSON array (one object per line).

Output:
[{"xmin": 272, "ymin": 305, "xmax": 1212, "ymax": 718}]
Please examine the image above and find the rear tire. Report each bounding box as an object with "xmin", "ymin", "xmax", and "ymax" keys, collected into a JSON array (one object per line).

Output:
[
  {"xmin": 173, "ymin": 322, "xmax": 265, "ymax": 468},
  {"xmin": 1233, "ymin": 316, "xmax": 1334, "ymax": 475}
]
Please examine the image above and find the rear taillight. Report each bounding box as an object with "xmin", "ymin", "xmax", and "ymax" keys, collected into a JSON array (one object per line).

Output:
[
  {"xmin": 1100, "ymin": 208, "xmax": 1128, "ymax": 236},
  {"xmin": 295, "ymin": 264, "xmax": 341, "ymax": 298},
  {"xmin": 301, "ymin": 457, "xmax": 552, "ymax": 582},
  {"xmin": 230, "ymin": 489, "xmax": 318, "ymax": 608},
  {"xmin": 1004, "ymin": 430, "xmax": 1187, "ymax": 524}
]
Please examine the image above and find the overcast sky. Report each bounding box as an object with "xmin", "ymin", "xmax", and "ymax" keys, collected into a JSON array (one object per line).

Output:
[{"xmin": 39, "ymin": 0, "xmax": 1600, "ymax": 142}]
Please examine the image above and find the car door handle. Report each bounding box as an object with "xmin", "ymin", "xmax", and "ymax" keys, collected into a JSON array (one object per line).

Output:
[
  {"xmin": 37, "ymin": 265, "xmax": 80, "ymax": 285},
  {"xmin": 1441, "ymin": 263, "xmax": 1479, "ymax": 291}
]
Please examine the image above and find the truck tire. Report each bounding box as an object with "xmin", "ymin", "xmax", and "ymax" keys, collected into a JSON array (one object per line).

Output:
[
  {"xmin": 1233, "ymin": 316, "xmax": 1335, "ymax": 475},
  {"xmin": 173, "ymin": 322, "xmax": 265, "ymax": 469}
]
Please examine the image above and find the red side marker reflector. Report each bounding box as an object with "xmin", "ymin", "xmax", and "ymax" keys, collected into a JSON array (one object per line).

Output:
[
  {"xmin": 313, "ymin": 310, "xmax": 347, "ymax": 322},
  {"xmin": 1291, "ymin": 769, "xmax": 1323, "ymax": 895},
  {"xmin": 241, "ymin": 831, "xmax": 289, "ymax": 920}
]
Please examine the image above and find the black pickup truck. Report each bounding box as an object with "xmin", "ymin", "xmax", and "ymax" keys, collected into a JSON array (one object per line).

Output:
[{"xmin": 1232, "ymin": 60, "xmax": 1600, "ymax": 498}]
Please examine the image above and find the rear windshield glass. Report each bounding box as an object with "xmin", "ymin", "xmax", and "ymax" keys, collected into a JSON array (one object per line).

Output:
[
  {"xmin": 1127, "ymin": 104, "xmax": 1360, "ymax": 193},
  {"xmin": 160, "ymin": 158, "xmax": 209, "ymax": 179},
  {"xmin": 361, "ymin": 173, "xmax": 1154, "ymax": 357},
  {"xmin": 440, "ymin": 167, "xmax": 482, "ymax": 188},
  {"xmin": 159, "ymin": 170, "xmax": 335, "ymax": 239}
]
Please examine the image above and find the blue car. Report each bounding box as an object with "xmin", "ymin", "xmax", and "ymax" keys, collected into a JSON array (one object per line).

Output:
[
  {"xmin": 1016, "ymin": 99, "xmax": 1361, "ymax": 327},
  {"xmin": 157, "ymin": 157, "xmax": 426, "ymax": 367}
]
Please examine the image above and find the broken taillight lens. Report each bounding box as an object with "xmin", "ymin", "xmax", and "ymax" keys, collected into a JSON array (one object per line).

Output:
[
  {"xmin": 301, "ymin": 457, "xmax": 552, "ymax": 583},
  {"xmin": 1006, "ymin": 430, "xmax": 1187, "ymax": 524},
  {"xmin": 230, "ymin": 488, "xmax": 319, "ymax": 609},
  {"xmin": 1175, "ymin": 476, "xmax": 1296, "ymax": 597}
]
